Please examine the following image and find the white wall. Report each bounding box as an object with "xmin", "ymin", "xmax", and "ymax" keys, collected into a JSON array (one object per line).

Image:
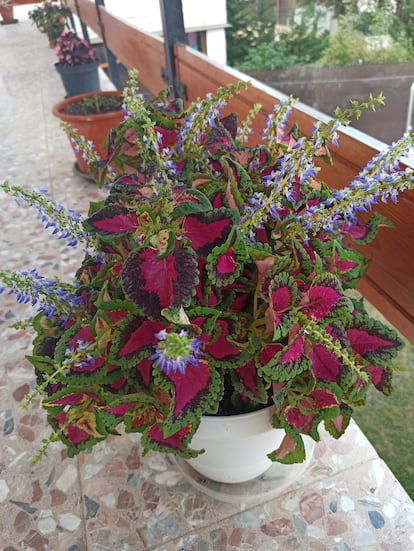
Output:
[
  {"xmin": 104, "ymin": 0, "xmax": 227, "ymax": 34},
  {"xmin": 206, "ymin": 28, "xmax": 227, "ymax": 65},
  {"xmin": 104, "ymin": 0, "xmax": 228, "ymax": 63}
]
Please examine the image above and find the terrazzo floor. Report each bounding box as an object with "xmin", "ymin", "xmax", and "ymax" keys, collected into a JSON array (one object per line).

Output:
[{"xmin": 1, "ymin": 17, "xmax": 414, "ymax": 551}]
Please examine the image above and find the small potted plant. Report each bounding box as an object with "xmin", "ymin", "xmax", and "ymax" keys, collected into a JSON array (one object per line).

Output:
[
  {"xmin": 52, "ymin": 90, "xmax": 124, "ymax": 177},
  {"xmin": 1, "ymin": 72, "xmax": 413, "ymax": 484},
  {"xmin": 0, "ymin": 0, "xmax": 17, "ymax": 25},
  {"xmin": 28, "ymin": 0, "xmax": 71, "ymax": 47},
  {"xmin": 54, "ymin": 30, "xmax": 101, "ymax": 97}
]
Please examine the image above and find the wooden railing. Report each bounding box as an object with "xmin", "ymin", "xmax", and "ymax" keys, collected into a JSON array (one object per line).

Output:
[{"xmin": 66, "ymin": 0, "xmax": 414, "ymax": 343}]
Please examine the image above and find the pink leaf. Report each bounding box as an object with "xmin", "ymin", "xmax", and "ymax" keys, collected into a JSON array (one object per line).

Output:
[
  {"xmin": 280, "ymin": 335, "xmax": 304, "ymax": 364},
  {"xmin": 310, "ymin": 389, "xmax": 338, "ymax": 409},
  {"xmin": 309, "ymin": 345, "xmax": 340, "ymax": 381},
  {"xmin": 304, "ymin": 285, "xmax": 342, "ymax": 320},
  {"xmin": 217, "ymin": 246, "xmax": 236, "ymax": 274}
]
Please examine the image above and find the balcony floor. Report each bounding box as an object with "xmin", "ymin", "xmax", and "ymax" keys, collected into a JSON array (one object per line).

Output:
[{"xmin": 1, "ymin": 17, "xmax": 414, "ymax": 551}]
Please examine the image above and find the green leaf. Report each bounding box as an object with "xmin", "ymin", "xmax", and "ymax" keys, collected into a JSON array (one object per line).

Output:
[
  {"xmin": 172, "ymin": 188, "xmax": 212, "ymax": 218},
  {"xmin": 267, "ymin": 424, "xmax": 306, "ymax": 464}
]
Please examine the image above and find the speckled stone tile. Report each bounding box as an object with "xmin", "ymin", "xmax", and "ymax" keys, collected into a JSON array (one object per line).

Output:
[
  {"xmin": 156, "ymin": 458, "xmax": 414, "ymax": 550},
  {"xmin": 1, "ymin": 16, "xmax": 414, "ymax": 551}
]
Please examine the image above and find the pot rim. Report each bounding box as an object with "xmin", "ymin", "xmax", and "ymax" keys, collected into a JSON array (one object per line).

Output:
[
  {"xmin": 54, "ymin": 60, "xmax": 100, "ymax": 74},
  {"xmin": 51, "ymin": 90, "xmax": 123, "ymax": 123},
  {"xmin": 200, "ymin": 404, "xmax": 275, "ymax": 424}
]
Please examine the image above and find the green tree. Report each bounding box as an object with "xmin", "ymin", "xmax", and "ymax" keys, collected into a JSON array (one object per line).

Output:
[{"xmin": 226, "ymin": 0, "xmax": 276, "ymax": 66}]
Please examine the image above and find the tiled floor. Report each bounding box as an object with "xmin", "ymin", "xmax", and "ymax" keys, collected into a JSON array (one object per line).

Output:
[{"xmin": 1, "ymin": 18, "xmax": 414, "ymax": 551}]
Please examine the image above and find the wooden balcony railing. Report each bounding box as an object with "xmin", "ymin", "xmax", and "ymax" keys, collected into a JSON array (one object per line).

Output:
[{"xmin": 65, "ymin": 0, "xmax": 414, "ymax": 343}]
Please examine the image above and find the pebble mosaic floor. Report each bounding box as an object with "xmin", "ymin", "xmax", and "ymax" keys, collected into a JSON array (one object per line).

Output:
[{"xmin": 1, "ymin": 16, "xmax": 414, "ymax": 551}]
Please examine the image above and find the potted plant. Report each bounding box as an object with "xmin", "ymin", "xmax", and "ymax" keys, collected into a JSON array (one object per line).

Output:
[
  {"xmin": 0, "ymin": 0, "xmax": 17, "ymax": 25},
  {"xmin": 1, "ymin": 72, "xmax": 413, "ymax": 484},
  {"xmin": 28, "ymin": 0, "xmax": 71, "ymax": 47},
  {"xmin": 52, "ymin": 90, "xmax": 124, "ymax": 177},
  {"xmin": 54, "ymin": 30, "xmax": 101, "ymax": 97}
]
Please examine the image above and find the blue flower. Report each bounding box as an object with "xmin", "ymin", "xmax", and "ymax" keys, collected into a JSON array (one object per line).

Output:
[{"xmin": 150, "ymin": 330, "xmax": 204, "ymax": 375}]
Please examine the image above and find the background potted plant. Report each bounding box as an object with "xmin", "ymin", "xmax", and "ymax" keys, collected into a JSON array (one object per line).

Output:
[
  {"xmin": 52, "ymin": 90, "xmax": 124, "ymax": 177},
  {"xmin": 1, "ymin": 72, "xmax": 413, "ymax": 485},
  {"xmin": 28, "ymin": 0, "xmax": 71, "ymax": 47},
  {"xmin": 54, "ymin": 30, "xmax": 101, "ymax": 97},
  {"xmin": 0, "ymin": 0, "xmax": 17, "ymax": 25}
]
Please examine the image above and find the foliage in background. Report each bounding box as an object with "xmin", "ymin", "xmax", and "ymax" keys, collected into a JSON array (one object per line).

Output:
[
  {"xmin": 319, "ymin": 5, "xmax": 414, "ymax": 66},
  {"xmin": 237, "ymin": 11, "xmax": 329, "ymax": 71},
  {"xmin": 227, "ymin": 0, "xmax": 414, "ymax": 70},
  {"xmin": 226, "ymin": 0, "xmax": 276, "ymax": 67}
]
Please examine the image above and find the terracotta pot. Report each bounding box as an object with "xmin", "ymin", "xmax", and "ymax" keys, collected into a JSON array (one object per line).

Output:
[
  {"xmin": 0, "ymin": 6, "xmax": 17, "ymax": 25},
  {"xmin": 52, "ymin": 91, "xmax": 123, "ymax": 176}
]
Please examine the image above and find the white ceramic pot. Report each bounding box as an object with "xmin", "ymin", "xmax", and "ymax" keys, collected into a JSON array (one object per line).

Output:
[{"xmin": 186, "ymin": 405, "xmax": 300, "ymax": 484}]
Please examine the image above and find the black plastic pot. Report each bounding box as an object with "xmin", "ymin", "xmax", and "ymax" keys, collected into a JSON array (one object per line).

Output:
[{"xmin": 55, "ymin": 61, "xmax": 101, "ymax": 97}]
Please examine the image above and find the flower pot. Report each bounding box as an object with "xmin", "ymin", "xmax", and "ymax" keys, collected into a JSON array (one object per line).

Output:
[
  {"xmin": 185, "ymin": 406, "xmax": 314, "ymax": 484},
  {"xmin": 0, "ymin": 6, "xmax": 18, "ymax": 24},
  {"xmin": 55, "ymin": 61, "xmax": 101, "ymax": 97},
  {"xmin": 52, "ymin": 91, "xmax": 124, "ymax": 176}
]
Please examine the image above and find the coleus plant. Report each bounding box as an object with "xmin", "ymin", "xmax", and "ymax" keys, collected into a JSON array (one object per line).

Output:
[
  {"xmin": 55, "ymin": 30, "xmax": 96, "ymax": 66},
  {"xmin": 1, "ymin": 72, "xmax": 413, "ymax": 465}
]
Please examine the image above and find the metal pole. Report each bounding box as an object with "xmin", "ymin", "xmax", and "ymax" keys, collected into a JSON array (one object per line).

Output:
[
  {"xmin": 159, "ymin": 0, "xmax": 187, "ymax": 99},
  {"xmin": 73, "ymin": 0, "xmax": 90, "ymax": 41},
  {"xmin": 95, "ymin": 0, "xmax": 122, "ymax": 90}
]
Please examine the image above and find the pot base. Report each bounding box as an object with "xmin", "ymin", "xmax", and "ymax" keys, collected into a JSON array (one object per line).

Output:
[
  {"xmin": 72, "ymin": 162, "xmax": 96, "ymax": 183},
  {"xmin": 169, "ymin": 437, "xmax": 314, "ymax": 504}
]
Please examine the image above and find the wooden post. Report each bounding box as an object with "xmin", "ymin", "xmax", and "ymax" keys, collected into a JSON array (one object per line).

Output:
[{"xmin": 159, "ymin": 0, "xmax": 186, "ymax": 99}]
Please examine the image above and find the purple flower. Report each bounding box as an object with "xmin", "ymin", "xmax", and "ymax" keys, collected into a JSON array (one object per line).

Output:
[{"xmin": 150, "ymin": 329, "xmax": 204, "ymax": 375}]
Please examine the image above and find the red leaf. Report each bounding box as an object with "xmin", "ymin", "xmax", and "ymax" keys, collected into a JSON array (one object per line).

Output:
[
  {"xmin": 136, "ymin": 357, "xmax": 153, "ymax": 387},
  {"xmin": 310, "ymin": 389, "xmax": 338, "ymax": 409},
  {"xmin": 280, "ymin": 335, "xmax": 304, "ymax": 364},
  {"xmin": 259, "ymin": 343, "xmax": 283, "ymax": 365},
  {"xmin": 49, "ymin": 392, "xmax": 99, "ymax": 407},
  {"xmin": 164, "ymin": 359, "xmax": 211, "ymax": 417},
  {"xmin": 309, "ymin": 345, "xmax": 340, "ymax": 381},
  {"xmin": 154, "ymin": 125, "xmax": 178, "ymax": 148},
  {"xmin": 285, "ymin": 406, "xmax": 314, "ymax": 431},
  {"xmin": 346, "ymin": 328, "xmax": 394, "ymax": 356},
  {"xmin": 271, "ymin": 285, "xmax": 292, "ymax": 312},
  {"xmin": 147, "ymin": 423, "xmax": 191, "ymax": 452},
  {"xmin": 236, "ymin": 359, "xmax": 260, "ymax": 397},
  {"xmin": 118, "ymin": 319, "xmax": 165, "ymax": 360},
  {"xmin": 105, "ymin": 402, "xmax": 134, "ymax": 416},
  {"xmin": 367, "ymin": 364, "xmax": 384, "ymax": 385},
  {"xmin": 182, "ymin": 211, "xmax": 233, "ymax": 257},
  {"xmin": 205, "ymin": 319, "xmax": 241, "ymax": 360},
  {"xmin": 55, "ymin": 412, "xmax": 90, "ymax": 445},
  {"xmin": 217, "ymin": 246, "xmax": 236, "ymax": 274},
  {"xmin": 203, "ymin": 125, "xmax": 234, "ymax": 150},
  {"xmin": 122, "ymin": 245, "xmax": 197, "ymax": 318},
  {"xmin": 87, "ymin": 204, "xmax": 139, "ymax": 235},
  {"xmin": 304, "ymin": 285, "xmax": 342, "ymax": 320}
]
